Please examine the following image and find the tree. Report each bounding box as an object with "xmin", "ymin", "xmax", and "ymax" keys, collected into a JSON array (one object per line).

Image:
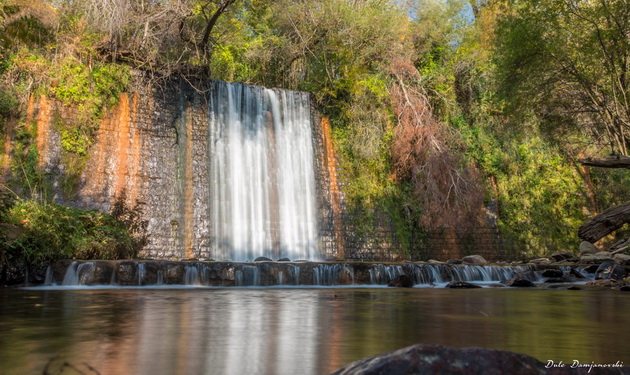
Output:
[{"xmin": 494, "ymin": 0, "xmax": 630, "ymax": 156}]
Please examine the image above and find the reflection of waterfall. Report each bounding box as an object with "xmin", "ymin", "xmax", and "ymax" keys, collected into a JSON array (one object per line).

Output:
[
  {"xmin": 135, "ymin": 290, "xmax": 322, "ymax": 375},
  {"xmin": 209, "ymin": 81, "xmax": 319, "ymax": 261}
]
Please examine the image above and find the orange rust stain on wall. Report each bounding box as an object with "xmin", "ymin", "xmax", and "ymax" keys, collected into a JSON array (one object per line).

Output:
[
  {"xmin": 321, "ymin": 117, "xmax": 345, "ymax": 259},
  {"xmin": 184, "ymin": 106, "xmax": 195, "ymax": 259},
  {"xmin": 34, "ymin": 96, "xmax": 51, "ymax": 168},
  {"xmin": 91, "ymin": 104, "xmax": 115, "ymax": 196},
  {"xmin": 113, "ymin": 93, "xmax": 131, "ymax": 198}
]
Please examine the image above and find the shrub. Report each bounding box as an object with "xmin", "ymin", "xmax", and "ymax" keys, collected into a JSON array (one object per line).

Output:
[{"xmin": 0, "ymin": 197, "xmax": 145, "ymax": 268}]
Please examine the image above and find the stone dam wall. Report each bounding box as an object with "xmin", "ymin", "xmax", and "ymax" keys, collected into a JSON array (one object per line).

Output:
[{"xmin": 1, "ymin": 79, "xmax": 502, "ymax": 261}]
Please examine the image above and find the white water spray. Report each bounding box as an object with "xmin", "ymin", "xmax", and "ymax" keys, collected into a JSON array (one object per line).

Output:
[{"xmin": 209, "ymin": 82, "xmax": 320, "ymax": 261}]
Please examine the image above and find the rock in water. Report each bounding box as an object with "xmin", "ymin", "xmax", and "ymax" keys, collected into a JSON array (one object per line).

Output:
[
  {"xmin": 462, "ymin": 255, "xmax": 488, "ymax": 264},
  {"xmin": 254, "ymin": 257, "xmax": 273, "ymax": 262},
  {"xmin": 445, "ymin": 281, "xmax": 482, "ymax": 289},
  {"xmin": 387, "ymin": 275, "xmax": 414, "ymax": 288},
  {"xmin": 331, "ymin": 344, "xmax": 555, "ymax": 375},
  {"xmin": 595, "ymin": 263, "xmax": 626, "ymax": 280}
]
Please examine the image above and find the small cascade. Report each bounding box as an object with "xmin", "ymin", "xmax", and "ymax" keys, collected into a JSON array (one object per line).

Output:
[
  {"xmin": 136, "ymin": 263, "xmax": 146, "ymax": 286},
  {"xmin": 62, "ymin": 262, "xmax": 79, "ymax": 285},
  {"xmin": 236, "ymin": 265, "xmax": 261, "ymax": 286},
  {"xmin": 44, "ymin": 266, "xmax": 54, "ymax": 286},
  {"xmin": 447, "ymin": 265, "xmax": 531, "ymax": 282},
  {"xmin": 312, "ymin": 264, "xmax": 354, "ymax": 285},
  {"xmin": 184, "ymin": 264, "xmax": 200, "ymax": 285},
  {"xmin": 61, "ymin": 261, "xmax": 96, "ymax": 286},
  {"xmin": 45, "ymin": 261, "xmax": 554, "ymax": 288},
  {"xmin": 277, "ymin": 264, "xmax": 300, "ymax": 285},
  {"xmin": 110, "ymin": 268, "xmax": 117, "ymax": 285},
  {"xmin": 409, "ymin": 265, "xmax": 445, "ymax": 284},
  {"xmin": 369, "ymin": 264, "xmax": 404, "ymax": 284},
  {"xmin": 184, "ymin": 263, "xmax": 210, "ymax": 285}
]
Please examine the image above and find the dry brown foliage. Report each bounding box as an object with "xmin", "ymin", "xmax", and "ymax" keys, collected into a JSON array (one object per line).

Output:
[{"xmin": 388, "ymin": 57, "xmax": 485, "ymax": 232}]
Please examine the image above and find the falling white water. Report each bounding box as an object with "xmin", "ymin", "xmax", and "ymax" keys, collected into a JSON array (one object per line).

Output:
[{"xmin": 209, "ymin": 81, "xmax": 320, "ymax": 261}]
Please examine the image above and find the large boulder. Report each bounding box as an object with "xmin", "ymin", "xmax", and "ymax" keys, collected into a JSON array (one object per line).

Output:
[
  {"xmin": 462, "ymin": 255, "xmax": 488, "ymax": 264},
  {"xmin": 579, "ymin": 241, "xmax": 598, "ymax": 255},
  {"xmin": 331, "ymin": 344, "xmax": 630, "ymax": 374}
]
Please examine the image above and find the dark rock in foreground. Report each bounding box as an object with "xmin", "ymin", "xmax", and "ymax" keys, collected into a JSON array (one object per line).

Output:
[
  {"xmin": 331, "ymin": 344, "xmax": 630, "ymax": 375},
  {"xmin": 387, "ymin": 275, "xmax": 414, "ymax": 288},
  {"xmin": 445, "ymin": 281, "xmax": 482, "ymax": 289},
  {"xmin": 595, "ymin": 262, "xmax": 626, "ymax": 280}
]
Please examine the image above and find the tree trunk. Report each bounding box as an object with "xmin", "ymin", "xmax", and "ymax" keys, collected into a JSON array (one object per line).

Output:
[
  {"xmin": 578, "ymin": 155, "xmax": 630, "ymax": 169},
  {"xmin": 578, "ymin": 202, "xmax": 630, "ymax": 243},
  {"xmin": 199, "ymin": 0, "xmax": 236, "ymax": 51}
]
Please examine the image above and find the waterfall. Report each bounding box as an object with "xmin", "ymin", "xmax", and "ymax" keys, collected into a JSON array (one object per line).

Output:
[{"xmin": 209, "ymin": 82, "xmax": 320, "ymax": 261}]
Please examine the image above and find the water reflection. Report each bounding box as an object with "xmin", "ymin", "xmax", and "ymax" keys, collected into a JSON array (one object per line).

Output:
[{"xmin": 0, "ymin": 288, "xmax": 629, "ymax": 374}]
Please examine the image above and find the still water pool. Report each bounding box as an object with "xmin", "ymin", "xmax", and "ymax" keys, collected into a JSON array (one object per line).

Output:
[{"xmin": 0, "ymin": 287, "xmax": 628, "ymax": 374}]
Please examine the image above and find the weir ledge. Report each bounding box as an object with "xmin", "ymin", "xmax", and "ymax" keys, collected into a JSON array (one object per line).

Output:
[{"xmin": 39, "ymin": 260, "xmax": 607, "ymax": 288}]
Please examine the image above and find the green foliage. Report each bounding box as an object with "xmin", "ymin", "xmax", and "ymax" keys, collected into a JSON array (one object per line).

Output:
[
  {"xmin": 8, "ymin": 121, "xmax": 47, "ymax": 199},
  {"xmin": 49, "ymin": 58, "xmax": 131, "ymax": 123},
  {"xmin": 456, "ymin": 116, "xmax": 589, "ymax": 256},
  {"xmin": 0, "ymin": 198, "xmax": 143, "ymax": 267},
  {"xmin": 493, "ymin": 0, "xmax": 630, "ymax": 154}
]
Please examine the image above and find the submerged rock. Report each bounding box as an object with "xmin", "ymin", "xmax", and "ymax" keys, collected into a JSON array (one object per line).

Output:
[
  {"xmin": 277, "ymin": 258, "xmax": 291, "ymax": 262},
  {"xmin": 387, "ymin": 275, "xmax": 414, "ymax": 288},
  {"xmin": 445, "ymin": 281, "xmax": 482, "ymax": 289},
  {"xmin": 254, "ymin": 257, "xmax": 273, "ymax": 262}
]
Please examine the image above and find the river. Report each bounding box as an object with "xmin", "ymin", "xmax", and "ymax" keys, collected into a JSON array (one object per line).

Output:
[{"xmin": 1, "ymin": 287, "xmax": 628, "ymax": 374}]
